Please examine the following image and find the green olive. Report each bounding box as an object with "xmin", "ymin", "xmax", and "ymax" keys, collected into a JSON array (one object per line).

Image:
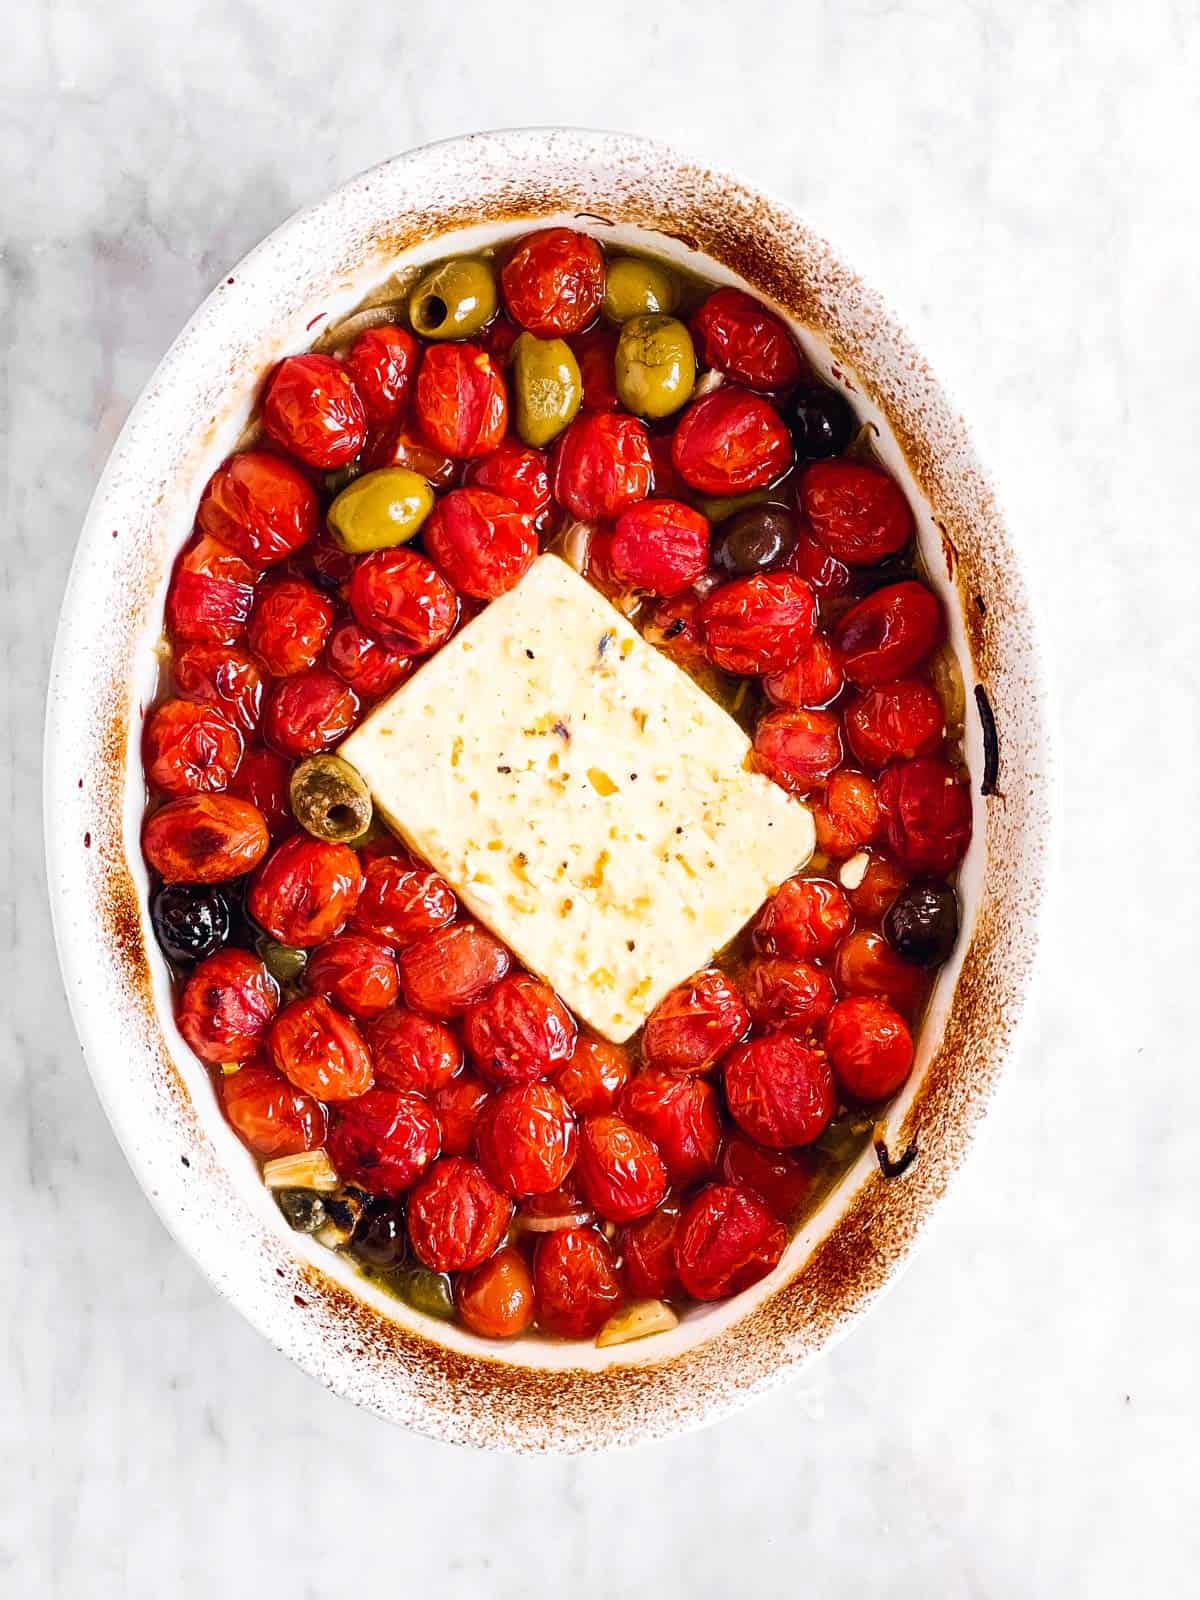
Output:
[
  {"xmin": 615, "ymin": 314, "xmax": 696, "ymax": 419},
  {"xmin": 408, "ymin": 257, "xmax": 498, "ymax": 340},
  {"xmin": 256, "ymin": 938, "xmax": 308, "ymax": 986},
  {"xmin": 603, "ymin": 256, "xmax": 678, "ymax": 323},
  {"xmin": 327, "ymin": 468, "xmax": 433, "ymax": 554},
  {"xmin": 512, "ymin": 333, "xmax": 582, "ymax": 447},
  {"xmin": 290, "ymin": 754, "xmax": 373, "ymax": 843},
  {"xmin": 395, "ymin": 1267, "xmax": 455, "ymax": 1320}
]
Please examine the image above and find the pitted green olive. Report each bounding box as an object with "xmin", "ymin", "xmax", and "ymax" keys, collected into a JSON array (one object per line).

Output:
[
  {"xmin": 290, "ymin": 754, "xmax": 373, "ymax": 843},
  {"xmin": 255, "ymin": 937, "xmax": 308, "ymax": 986},
  {"xmin": 614, "ymin": 314, "xmax": 696, "ymax": 419},
  {"xmin": 602, "ymin": 256, "xmax": 678, "ymax": 323},
  {"xmin": 396, "ymin": 1267, "xmax": 455, "ymax": 1319},
  {"xmin": 327, "ymin": 468, "xmax": 433, "ymax": 553},
  {"xmin": 408, "ymin": 258, "xmax": 498, "ymax": 339},
  {"xmin": 512, "ymin": 333, "xmax": 582, "ymax": 447}
]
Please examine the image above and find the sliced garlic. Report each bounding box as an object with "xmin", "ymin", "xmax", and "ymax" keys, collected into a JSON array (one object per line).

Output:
[
  {"xmin": 839, "ymin": 851, "xmax": 870, "ymax": 890},
  {"xmin": 692, "ymin": 368, "xmax": 725, "ymax": 399},
  {"xmin": 262, "ymin": 1149, "xmax": 340, "ymax": 1193},
  {"xmin": 595, "ymin": 1299, "xmax": 679, "ymax": 1348}
]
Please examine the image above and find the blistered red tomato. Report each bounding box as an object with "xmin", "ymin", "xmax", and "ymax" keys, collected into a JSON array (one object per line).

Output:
[
  {"xmin": 305, "ymin": 934, "xmax": 398, "ymax": 1019},
  {"xmin": 642, "ymin": 591, "xmax": 708, "ymax": 673},
  {"xmin": 719, "ymin": 1135, "xmax": 813, "ymax": 1222},
  {"xmin": 248, "ymin": 834, "xmax": 362, "ymax": 947},
  {"xmin": 619, "ymin": 1206, "xmax": 683, "ymax": 1300},
  {"xmin": 324, "ymin": 620, "xmax": 410, "ymax": 699},
  {"xmin": 174, "ymin": 644, "xmax": 264, "ymax": 735},
  {"xmin": 195, "ymin": 451, "xmax": 318, "ymax": 569},
  {"xmin": 143, "ymin": 698, "xmax": 242, "ymax": 796},
  {"xmin": 247, "ymin": 579, "xmax": 333, "ymax": 677},
  {"xmin": 834, "ymin": 581, "xmax": 944, "ymax": 688},
  {"xmin": 755, "ymin": 876, "xmax": 852, "ymax": 961},
  {"xmin": 619, "ymin": 1070, "xmax": 721, "ymax": 1187},
  {"xmin": 833, "ymin": 928, "xmax": 925, "ymax": 1010},
  {"xmin": 407, "ymin": 1157, "xmax": 513, "ymax": 1272},
  {"xmin": 475, "ymin": 1081, "xmax": 578, "ymax": 1197},
  {"xmin": 754, "ymin": 707, "xmax": 843, "ymax": 794},
  {"xmin": 553, "ymin": 1035, "xmax": 631, "ymax": 1117},
  {"xmin": 455, "ymin": 1246, "xmax": 536, "ymax": 1339},
  {"xmin": 414, "ymin": 342, "xmax": 508, "ymax": 460},
  {"xmin": 552, "ymin": 412, "xmax": 654, "ymax": 521},
  {"xmin": 846, "ymin": 853, "xmax": 910, "ymax": 920},
  {"xmin": 786, "ymin": 526, "xmax": 853, "ymax": 602},
  {"xmin": 463, "ymin": 973, "xmax": 577, "ymax": 1087},
  {"xmin": 723, "ymin": 1032, "xmax": 835, "ymax": 1148},
  {"xmin": 348, "ymin": 547, "xmax": 459, "ymax": 656},
  {"xmin": 575, "ymin": 1114, "xmax": 667, "ymax": 1224},
  {"xmin": 464, "ymin": 441, "xmax": 553, "ymax": 526},
  {"xmin": 570, "ymin": 328, "xmax": 619, "ymax": 411},
  {"xmin": 742, "ymin": 957, "xmax": 836, "ymax": 1032},
  {"xmin": 691, "ymin": 288, "xmax": 806, "ymax": 392},
  {"xmin": 825, "ymin": 996, "xmax": 914, "ymax": 1102},
  {"xmin": 423, "ymin": 487, "xmax": 537, "ymax": 600},
  {"xmin": 845, "ymin": 679, "xmax": 945, "ymax": 767},
  {"xmin": 343, "ymin": 325, "xmax": 418, "ymax": 425},
  {"xmin": 608, "ymin": 499, "xmax": 710, "ymax": 596},
  {"xmin": 178, "ymin": 949, "xmax": 279, "ymax": 1064},
  {"xmin": 226, "ymin": 747, "xmax": 291, "ymax": 834},
  {"xmin": 501, "ymin": 229, "xmax": 605, "ymax": 337},
  {"xmin": 641, "ymin": 969, "xmax": 749, "ymax": 1075},
  {"xmin": 813, "ymin": 769, "xmax": 881, "ymax": 858},
  {"xmin": 877, "ymin": 757, "xmax": 973, "ymax": 874},
  {"xmin": 363, "ymin": 420, "xmax": 458, "ymax": 488},
  {"xmin": 166, "ymin": 535, "xmax": 255, "ymax": 645},
  {"xmin": 671, "ymin": 387, "xmax": 792, "ymax": 494},
  {"xmin": 329, "ymin": 1087, "xmax": 441, "ymax": 1195},
  {"xmin": 801, "ymin": 460, "xmax": 914, "ymax": 566},
  {"xmin": 263, "ymin": 669, "xmax": 360, "ymax": 756},
  {"xmin": 533, "ymin": 1226, "xmax": 622, "ymax": 1337},
  {"xmin": 263, "ymin": 353, "xmax": 366, "ymax": 468},
  {"xmin": 431, "ymin": 1070, "xmax": 491, "ymax": 1156},
  {"xmin": 351, "ymin": 855, "xmax": 456, "ymax": 947},
  {"xmin": 675, "ymin": 1184, "xmax": 787, "ymax": 1300},
  {"xmin": 220, "ymin": 1062, "xmax": 325, "ymax": 1158},
  {"xmin": 143, "ymin": 793, "xmax": 269, "ymax": 883},
  {"xmin": 763, "ymin": 638, "xmax": 844, "ymax": 709},
  {"xmin": 698, "ymin": 572, "xmax": 816, "ymax": 675},
  {"xmin": 269, "ymin": 993, "xmax": 373, "ymax": 1101},
  {"xmin": 366, "ymin": 1007, "xmax": 461, "ymax": 1095},
  {"xmin": 398, "ymin": 922, "xmax": 511, "ymax": 1017}
]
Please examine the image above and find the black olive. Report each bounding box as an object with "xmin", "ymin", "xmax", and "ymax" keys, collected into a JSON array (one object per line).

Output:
[
  {"xmin": 883, "ymin": 878, "xmax": 960, "ymax": 967},
  {"xmin": 276, "ymin": 1189, "xmax": 327, "ymax": 1234},
  {"xmin": 350, "ymin": 1196, "xmax": 408, "ymax": 1270},
  {"xmin": 789, "ymin": 387, "xmax": 856, "ymax": 461},
  {"xmin": 150, "ymin": 883, "xmax": 231, "ymax": 964},
  {"xmin": 712, "ymin": 506, "xmax": 796, "ymax": 575}
]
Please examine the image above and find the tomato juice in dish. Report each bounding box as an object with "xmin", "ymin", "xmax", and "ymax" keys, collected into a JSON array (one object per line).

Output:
[{"xmin": 140, "ymin": 228, "xmax": 971, "ymax": 1346}]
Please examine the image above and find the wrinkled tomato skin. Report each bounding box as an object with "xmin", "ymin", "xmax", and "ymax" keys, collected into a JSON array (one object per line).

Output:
[
  {"xmin": 432, "ymin": 1070, "xmax": 491, "ymax": 1156},
  {"xmin": 574, "ymin": 1114, "xmax": 667, "ymax": 1224},
  {"xmin": 533, "ymin": 1226, "xmax": 623, "ymax": 1338},
  {"xmin": 570, "ymin": 328, "xmax": 619, "ymax": 411},
  {"xmin": 143, "ymin": 698, "xmax": 243, "ymax": 797},
  {"xmin": 195, "ymin": 451, "xmax": 318, "ymax": 569},
  {"xmin": 801, "ymin": 460, "xmax": 914, "ymax": 566},
  {"xmin": 847, "ymin": 853, "xmax": 911, "ymax": 920},
  {"xmin": 166, "ymin": 535, "xmax": 255, "ymax": 645},
  {"xmin": 174, "ymin": 644, "xmax": 264, "ymax": 736},
  {"xmin": 786, "ymin": 526, "xmax": 853, "ymax": 603},
  {"xmin": 263, "ymin": 353, "xmax": 366, "ymax": 468},
  {"xmin": 398, "ymin": 922, "xmax": 511, "ymax": 1017},
  {"xmin": 305, "ymin": 934, "xmax": 399, "ymax": 1019},
  {"xmin": 619, "ymin": 1070, "xmax": 722, "ymax": 1187},
  {"xmin": 348, "ymin": 547, "xmax": 460, "ymax": 656},
  {"xmin": 363, "ymin": 421, "xmax": 458, "ymax": 488},
  {"xmin": 825, "ymin": 996, "xmax": 915, "ymax": 1103},
  {"xmin": 619, "ymin": 1206, "xmax": 683, "ymax": 1300},
  {"xmin": 248, "ymin": 834, "xmax": 362, "ymax": 948},
  {"xmin": 755, "ymin": 876, "xmax": 852, "ymax": 961},
  {"xmin": 269, "ymin": 993, "xmax": 373, "ymax": 1101},
  {"xmin": 691, "ymin": 287, "xmax": 806, "ymax": 392},
  {"xmin": 698, "ymin": 572, "xmax": 817, "ymax": 675},
  {"xmin": 324, "ymin": 620, "xmax": 410, "ymax": 699},
  {"xmin": 220, "ymin": 1061, "xmax": 326, "ymax": 1159},
  {"xmin": 834, "ymin": 929, "xmax": 926, "ymax": 1011},
  {"xmin": 407, "ymin": 1157, "xmax": 513, "ymax": 1272},
  {"xmin": 675, "ymin": 1183, "xmax": 787, "ymax": 1301},
  {"xmin": 423, "ymin": 487, "xmax": 538, "ymax": 600},
  {"xmin": 554, "ymin": 1035, "xmax": 631, "ymax": 1117},
  {"xmin": 813, "ymin": 769, "xmax": 882, "ymax": 859},
  {"xmin": 742, "ymin": 957, "xmax": 837, "ymax": 1033},
  {"xmin": 834, "ymin": 581, "xmax": 945, "ymax": 688},
  {"xmin": 143, "ymin": 793, "xmax": 269, "ymax": 883},
  {"xmin": 227, "ymin": 747, "xmax": 291, "ymax": 834},
  {"xmin": 671, "ymin": 386, "xmax": 793, "ymax": 495},
  {"xmin": 263, "ymin": 669, "xmax": 360, "ymax": 757},
  {"xmin": 465, "ymin": 441, "xmax": 554, "ymax": 531},
  {"xmin": 414, "ymin": 342, "xmax": 508, "ymax": 460},
  {"xmin": 609, "ymin": 499, "xmax": 710, "ymax": 596},
  {"xmin": 877, "ymin": 757, "xmax": 973, "ymax": 874},
  {"xmin": 247, "ymin": 579, "xmax": 334, "ymax": 677},
  {"xmin": 463, "ymin": 973, "xmax": 577, "ymax": 1087},
  {"xmin": 723, "ymin": 1032, "xmax": 836, "ymax": 1148},
  {"xmin": 351, "ymin": 856, "xmax": 456, "ymax": 947},
  {"xmin": 845, "ymin": 679, "xmax": 945, "ymax": 768},
  {"xmin": 328, "ymin": 1088, "xmax": 440, "ymax": 1195},
  {"xmin": 455, "ymin": 1246, "xmax": 536, "ymax": 1339},
  {"xmin": 501, "ymin": 228, "xmax": 606, "ymax": 338},
  {"xmin": 719, "ymin": 1135, "xmax": 814, "ymax": 1222},
  {"xmin": 763, "ymin": 638, "xmax": 844, "ymax": 709},
  {"xmin": 343, "ymin": 325, "xmax": 419, "ymax": 425},
  {"xmin": 303, "ymin": 530, "xmax": 357, "ymax": 590},
  {"xmin": 366, "ymin": 1007, "xmax": 462, "ymax": 1094},
  {"xmin": 475, "ymin": 1081, "xmax": 578, "ymax": 1197},
  {"xmin": 642, "ymin": 592, "xmax": 708, "ymax": 674},
  {"xmin": 178, "ymin": 949, "xmax": 279, "ymax": 1063},
  {"xmin": 754, "ymin": 708, "xmax": 843, "ymax": 795},
  {"xmin": 641, "ymin": 969, "xmax": 750, "ymax": 1075},
  {"xmin": 552, "ymin": 412, "xmax": 654, "ymax": 521}
]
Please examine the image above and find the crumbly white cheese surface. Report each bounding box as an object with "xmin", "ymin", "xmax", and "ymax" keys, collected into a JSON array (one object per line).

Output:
[{"xmin": 340, "ymin": 554, "xmax": 814, "ymax": 1042}]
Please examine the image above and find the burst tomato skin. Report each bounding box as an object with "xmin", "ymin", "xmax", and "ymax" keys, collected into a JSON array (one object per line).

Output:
[
  {"xmin": 698, "ymin": 572, "xmax": 816, "ymax": 675},
  {"xmin": 754, "ymin": 707, "xmax": 843, "ymax": 794},
  {"xmin": 619, "ymin": 1070, "xmax": 722, "ymax": 1187},
  {"xmin": 786, "ymin": 526, "xmax": 853, "ymax": 602},
  {"xmin": 755, "ymin": 876, "xmax": 852, "ymax": 961},
  {"xmin": 834, "ymin": 581, "xmax": 944, "ymax": 688},
  {"xmin": 609, "ymin": 499, "xmax": 710, "ymax": 596},
  {"xmin": 455, "ymin": 1246, "xmax": 536, "ymax": 1339},
  {"xmin": 178, "ymin": 949, "xmax": 279, "ymax": 1063},
  {"xmin": 845, "ymin": 679, "xmax": 945, "ymax": 768},
  {"xmin": 463, "ymin": 973, "xmax": 577, "ymax": 1087},
  {"xmin": 575, "ymin": 1114, "xmax": 667, "ymax": 1224},
  {"xmin": 432, "ymin": 1071, "xmax": 491, "ymax": 1156},
  {"xmin": 742, "ymin": 958, "xmax": 837, "ymax": 1033},
  {"xmin": 324, "ymin": 620, "xmax": 410, "ymax": 699},
  {"xmin": 847, "ymin": 853, "xmax": 910, "ymax": 920},
  {"xmin": 552, "ymin": 412, "xmax": 654, "ymax": 521},
  {"xmin": 328, "ymin": 1087, "xmax": 441, "ymax": 1195},
  {"xmin": 269, "ymin": 994, "xmax": 373, "ymax": 1101},
  {"xmin": 671, "ymin": 387, "xmax": 793, "ymax": 495},
  {"xmin": 174, "ymin": 644, "xmax": 264, "ymax": 736},
  {"xmin": 533, "ymin": 1226, "xmax": 623, "ymax": 1337},
  {"xmin": 833, "ymin": 928, "xmax": 925, "ymax": 1011},
  {"xmin": 248, "ymin": 834, "xmax": 362, "ymax": 948},
  {"xmin": 247, "ymin": 579, "xmax": 334, "ymax": 677},
  {"xmin": 641, "ymin": 969, "xmax": 750, "ymax": 1075},
  {"xmin": 305, "ymin": 935, "xmax": 398, "ymax": 1019},
  {"xmin": 675, "ymin": 1183, "xmax": 787, "ymax": 1300},
  {"xmin": 502, "ymin": 228, "xmax": 606, "ymax": 337},
  {"xmin": 143, "ymin": 698, "xmax": 243, "ymax": 796},
  {"xmin": 263, "ymin": 669, "xmax": 360, "ymax": 757},
  {"xmin": 366, "ymin": 1007, "xmax": 461, "ymax": 1094},
  {"xmin": 407, "ymin": 1157, "xmax": 513, "ymax": 1272},
  {"xmin": 343, "ymin": 325, "xmax": 419, "ymax": 425},
  {"xmin": 464, "ymin": 440, "xmax": 553, "ymax": 525},
  {"xmin": 414, "ymin": 342, "xmax": 508, "ymax": 460},
  {"xmin": 143, "ymin": 793, "xmax": 269, "ymax": 883},
  {"xmin": 553, "ymin": 1036, "xmax": 631, "ymax": 1117},
  {"xmin": 643, "ymin": 591, "xmax": 708, "ymax": 673},
  {"xmin": 723, "ymin": 1033, "xmax": 836, "ymax": 1148},
  {"xmin": 719, "ymin": 1135, "xmax": 813, "ymax": 1222},
  {"xmin": 813, "ymin": 769, "xmax": 881, "ymax": 858},
  {"xmin": 220, "ymin": 1062, "xmax": 326, "ymax": 1159},
  {"xmin": 263, "ymin": 353, "xmax": 366, "ymax": 468},
  {"xmin": 691, "ymin": 287, "xmax": 806, "ymax": 392},
  {"xmin": 801, "ymin": 460, "xmax": 914, "ymax": 566},
  {"xmin": 423, "ymin": 487, "xmax": 538, "ymax": 600},
  {"xmin": 825, "ymin": 996, "xmax": 914, "ymax": 1102},
  {"xmin": 351, "ymin": 856, "xmax": 456, "ymax": 947},
  {"xmin": 398, "ymin": 922, "xmax": 511, "ymax": 1017},
  {"xmin": 166, "ymin": 535, "xmax": 255, "ymax": 645},
  {"xmin": 570, "ymin": 328, "xmax": 619, "ymax": 411},
  {"xmin": 475, "ymin": 1081, "xmax": 578, "ymax": 1197},
  {"xmin": 195, "ymin": 451, "xmax": 318, "ymax": 568},
  {"xmin": 763, "ymin": 638, "xmax": 844, "ymax": 709},
  {"xmin": 619, "ymin": 1206, "xmax": 683, "ymax": 1299},
  {"xmin": 227, "ymin": 747, "xmax": 291, "ymax": 834},
  {"xmin": 877, "ymin": 757, "xmax": 973, "ymax": 874},
  {"xmin": 348, "ymin": 547, "xmax": 459, "ymax": 656}
]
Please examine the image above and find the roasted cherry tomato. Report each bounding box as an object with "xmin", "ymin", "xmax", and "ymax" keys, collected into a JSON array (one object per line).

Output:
[
  {"xmin": 328, "ymin": 1088, "xmax": 441, "ymax": 1195},
  {"xmin": 608, "ymin": 499, "xmax": 710, "ymax": 596},
  {"xmin": 813, "ymin": 769, "xmax": 881, "ymax": 859},
  {"xmin": 305, "ymin": 934, "xmax": 398, "ymax": 1019},
  {"xmin": 742, "ymin": 957, "xmax": 836, "ymax": 1032},
  {"xmin": 407, "ymin": 1157, "xmax": 513, "ymax": 1272},
  {"xmin": 366, "ymin": 1007, "xmax": 461, "ymax": 1094},
  {"xmin": 501, "ymin": 228, "xmax": 606, "ymax": 338},
  {"xmin": 671, "ymin": 387, "xmax": 792, "ymax": 494},
  {"xmin": 723, "ymin": 1032, "xmax": 835, "ymax": 1148},
  {"xmin": 846, "ymin": 853, "xmax": 910, "ymax": 920},
  {"xmin": 877, "ymin": 756, "xmax": 973, "ymax": 874},
  {"xmin": 464, "ymin": 440, "xmax": 553, "ymax": 526},
  {"xmin": 423, "ymin": 487, "xmax": 537, "ymax": 600},
  {"xmin": 247, "ymin": 579, "xmax": 334, "ymax": 677},
  {"xmin": 220, "ymin": 1061, "xmax": 326, "ymax": 1158},
  {"xmin": 553, "ymin": 1035, "xmax": 631, "ymax": 1117},
  {"xmin": 431, "ymin": 1070, "xmax": 491, "ymax": 1156},
  {"xmin": 834, "ymin": 581, "xmax": 944, "ymax": 688},
  {"xmin": 675, "ymin": 1184, "xmax": 787, "ymax": 1300},
  {"xmin": 753, "ymin": 707, "xmax": 843, "ymax": 795},
  {"xmin": 174, "ymin": 644, "xmax": 264, "ymax": 735},
  {"xmin": 463, "ymin": 973, "xmax": 577, "ymax": 1087},
  {"xmin": 619, "ymin": 1205, "xmax": 683, "ymax": 1300},
  {"xmin": 570, "ymin": 327, "xmax": 619, "ymax": 411},
  {"xmin": 343, "ymin": 325, "xmax": 419, "ymax": 425},
  {"xmin": 833, "ymin": 928, "xmax": 926, "ymax": 1011},
  {"xmin": 263, "ymin": 353, "xmax": 366, "ymax": 468},
  {"xmin": 348, "ymin": 546, "xmax": 459, "ymax": 656},
  {"xmin": 363, "ymin": 420, "xmax": 458, "ymax": 488},
  {"xmin": 800, "ymin": 460, "xmax": 913, "ymax": 566},
  {"xmin": 324, "ymin": 619, "xmax": 411, "ymax": 699},
  {"xmin": 248, "ymin": 834, "xmax": 362, "ymax": 947},
  {"xmin": 786, "ymin": 525, "xmax": 853, "ymax": 603},
  {"xmin": 641, "ymin": 969, "xmax": 749, "ymax": 1074},
  {"xmin": 195, "ymin": 450, "xmax": 318, "ymax": 568},
  {"xmin": 642, "ymin": 591, "xmax": 708, "ymax": 674},
  {"xmin": 691, "ymin": 287, "xmax": 806, "ymax": 392},
  {"xmin": 269, "ymin": 993, "xmax": 373, "ymax": 1101},
  {"xmin": 475, "ymin": 1081, "xmax": 578, "ymax": 1197},
  {"xmin": 455, "ymin": 1246, "xmax": 536, "ymax": 1339},
  {"xmin": 263, "ymin": 669, "xmax": 360, "ymax": 757},
  {"xmin": 142, "ymin": 793, "xmax": 269, "ymax": 883},
  {"xmin": 351, "ymin": 855, "xmax": 456, "ymax": 947},
  {"xmin": 825, "ymin": 996, "xmax": 914, "ymax": 1103},
  {"xmin": 533, "ymin": 1226, "xmax": 623, "ymax": 1338},
  {"xmin": 552, "ymin": 412, "xmax": 654, "ymax": 521},
  {"xmin": 698, "ymin": 572, "xmax": 816, "ymax": 675},
  {"xmin": 178, "ymin": 949, "xmax": 279, "ymax": 1064},
  {"xmin": 719, "ymin": 1135, "xmax": 813, "ymax": 1222},
  {"xmin": 414, "ymin": 342, "xmax": 508, "ymax": 460},
  {"xmin": 143, "ymin": 698, "xmax": 243, "ymax": 797},
  {"xmin": 166, "ymin": 535, "xmax": 255, "ymax": 645},
  {"xmin": 762, "ymin": 638, "xmax": 844, "ymax": 709},
  {"xmin": 574, "ymin": 1114, "xmax": 667, "ymax": 1224},
  {"xmin": 619, "ymin": 1069, "xmax": 721, "ymax": 1187},
  {"xmin": 398, "ymin": 922, "xmax": 511, "ymax": 1017},
  {"xmin": 844, "ymin": 679, "xmax": 945, "ymax": 767},
  {"xmin": 227, "ymin": 746, "xmax": 291, "ymax": 834},
  {"xmin": 754, "ymin": 876, "xmax": 852, "ymax": 961}
]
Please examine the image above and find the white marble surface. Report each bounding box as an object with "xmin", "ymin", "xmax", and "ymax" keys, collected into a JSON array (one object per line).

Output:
[{"xmin": 3, "ymin": 2, "xmax": 1198, "ymax": 1594}]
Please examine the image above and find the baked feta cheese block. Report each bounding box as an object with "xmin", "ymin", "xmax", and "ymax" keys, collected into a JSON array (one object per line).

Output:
[{"xmin": 340, "ymin": 554, "xmax": 814, "ymax": 1042}]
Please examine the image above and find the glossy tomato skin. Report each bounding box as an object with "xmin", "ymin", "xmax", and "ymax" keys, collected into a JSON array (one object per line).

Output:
[
  {"xmin": 263, "ymin": 353, "xmax": 366, "ymax": 468},
  {"xmin": 834, "ymin": 581, "xmax": 944, "ymax": 688},
  {"xmin": 719, "ymin": 1135, "xmax": 813, "ymax": 1222},
  {"xmin": 553, "ymin": 1035, "xmax": 631, "ymax": 1116},
  {"xmin": 847, "ymin": 853, "xmax": 910, "ymax": 920},
  {"xmin": 533, "ymin": 1226, "xmax": 623, "ymax": 1337},
  {"xmin": 813, "ymin": 769, "xmax": 881, "ymax": 858},
  {"xmin": 398, "ymin": 922, "xmax": 511, "ymax": 1017},
  {"xmin": 723, "ymin": 1032, "xmax": 836, "ymax": 1148},
  {"xmin": 671, "ymin": 387, "xmax": 793, "ymax": 495},
  {"xmin": 431, "ymin": 1071, "xmax": 491, "ymax": 1156},
  {"xmin": 475, "ymin": 1081, "xmax": 578, "ymax": 1197},
  {"xmin": 844, "ymin": 679, "xmax": 945, "ymax": 767},
  {"xmin": 833, "ymin": 928, "xmax": 925, "ymax": 1011},
  {"xmin": 691, "ymin": 287, "xmax": 806, "ymax": 392},
  {"xmin": 227, "ymin": 747, "xmax": 291, "ymax": 834},
  {"xmin": 465, "ymin": 441, "xmax": 553, "ymax": 526},
  {"xmin": 800, "ymin": 460, "xmax": 914, "ymax": 566},
  {"xmin": 248, "ymin": 834, "xmax": 362, "ymax": 948},
  {"xmin": 343, "ymin": 325, "xmax": 418, "ymax": 425},
  {"xmin": 877, "ymin": 757, "xmax": 973, "ymax": 874},
  {"xmin": 574, "ymin": 1114, "xmax": 667, "ymax": 1224},
  {"xmin": 642, "ymin": 592, "xmax": 708, "ymax": 674},
  {"xmin": 328, "ymin": 1088, "xmax": 440, "ymax": 1195},
  {"xmin": 348, "ymin": 547, "xmax": 459, "ymax": 656},
  {"xmin": 174, "ymin": 644, "xmax": 264, "ymax": 736},
  {"xmin": 501, "ymin": 228, "xmax": 606, "ymax": 337},
  {"xmin": 609, "ymin": 499, "xmax": 710, "ymax": 596},
  {"xmin": 742, "ymin": 957, "xmax": 836, "ymax": 1033},
  {"xmin": 305, "ymin": 935, "xmax": 398, "ymax": 1019},
  {"xmin": 641, "ymin": 969, "xmax": 749, "ymax": 1074},
  {"xmin": 825, "ymin": 996, "xmax": 914, "ymax": 1102},
  {"xmin": 463, "ymin": 973, "xmax": 577, "ymax": 1087},
  {"xmin": 178, "ymin": 949, "xmax": 279, "ymax": 1063},
  {"xmin": 324, "ymin": 620, "xmax": 410, "ymax": 699},
  {"xmin": 786, "ymin": 526, "xmax": 853, "ymax": 604},
  {"xmin": 675, "ymin": 1183, "xmax": 787, "ymax": 1300},
  {"xmin": 455, "ymin": 1246, "xmax": 535, "ymax": 1339},
  {"xmin": 698, "ymin": 572, "xmax": 816, "ymax": 675},
  {"xmin": 220, "ymin": 1061, "xmax": 325, "ymax": 1159},
  {"xmin": 571, "ymin": 328, "xmax": 619, "ymax": 411},
  {"xmin": 351, "ymin": 855, "xmax": 456, "ymax": 947},
  {"xmin": 269, "ymin": 994, "xmax": 373, "ymax": 1100},
  {"xmin": 755, "ymin": 876, "xmax": 852, "ymax": 961},
  {"xmin": 619, "ymin": 1205, "xmax": 683, "ymax": 1300},
  {"xmin": 263, "ymin": 669, "xmax": 360, "ymax": 757},
  {"xmin": 366, "ymin": 1007, "xmax": 461, "ymax": 1094},
  {"xmin": 552, "ymin": 412, "xmax": 654, "ymax": 521},
  {"xmin": 195, "ymin": 451, "xmax": 318, "ymax": 568},
  {"xmin": 143, "ymin": 794, "xmax": 269, "ymax": 883},
  {"xmin": 407, "ymin": 1157, "xmax": 513, "ymax": 1272},
  {"xmin": 166, "ymin": 535, "xmax": 255, "ymax": 645},
  {"xmin": 753, "ymin": 707, "xmax": 843, "ymax": 795},
  {"xmin": 763, "ymin": 638, "xmax": 844, "ymax": 709},
  {"xmin": 143, "ymin": 699, "xmax": 243, "ymax": 797},
  {"xmin": 619, "ymin": 1070, "xmax": 722, "ymax": 1187},
  {"xmin": 423, "ymin": 488, "xmax": 537, "ymax": 600},
  {"xmin": 363, "ymin": 420, "xmax": 458, "ymax": 488},
  {"xmin": 247, "ymin": 578, "xmax": 334, "ymax": 677},
  {"xmin": 414, "ymin": 342, "xmax": 508, "ymax": 460}
]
